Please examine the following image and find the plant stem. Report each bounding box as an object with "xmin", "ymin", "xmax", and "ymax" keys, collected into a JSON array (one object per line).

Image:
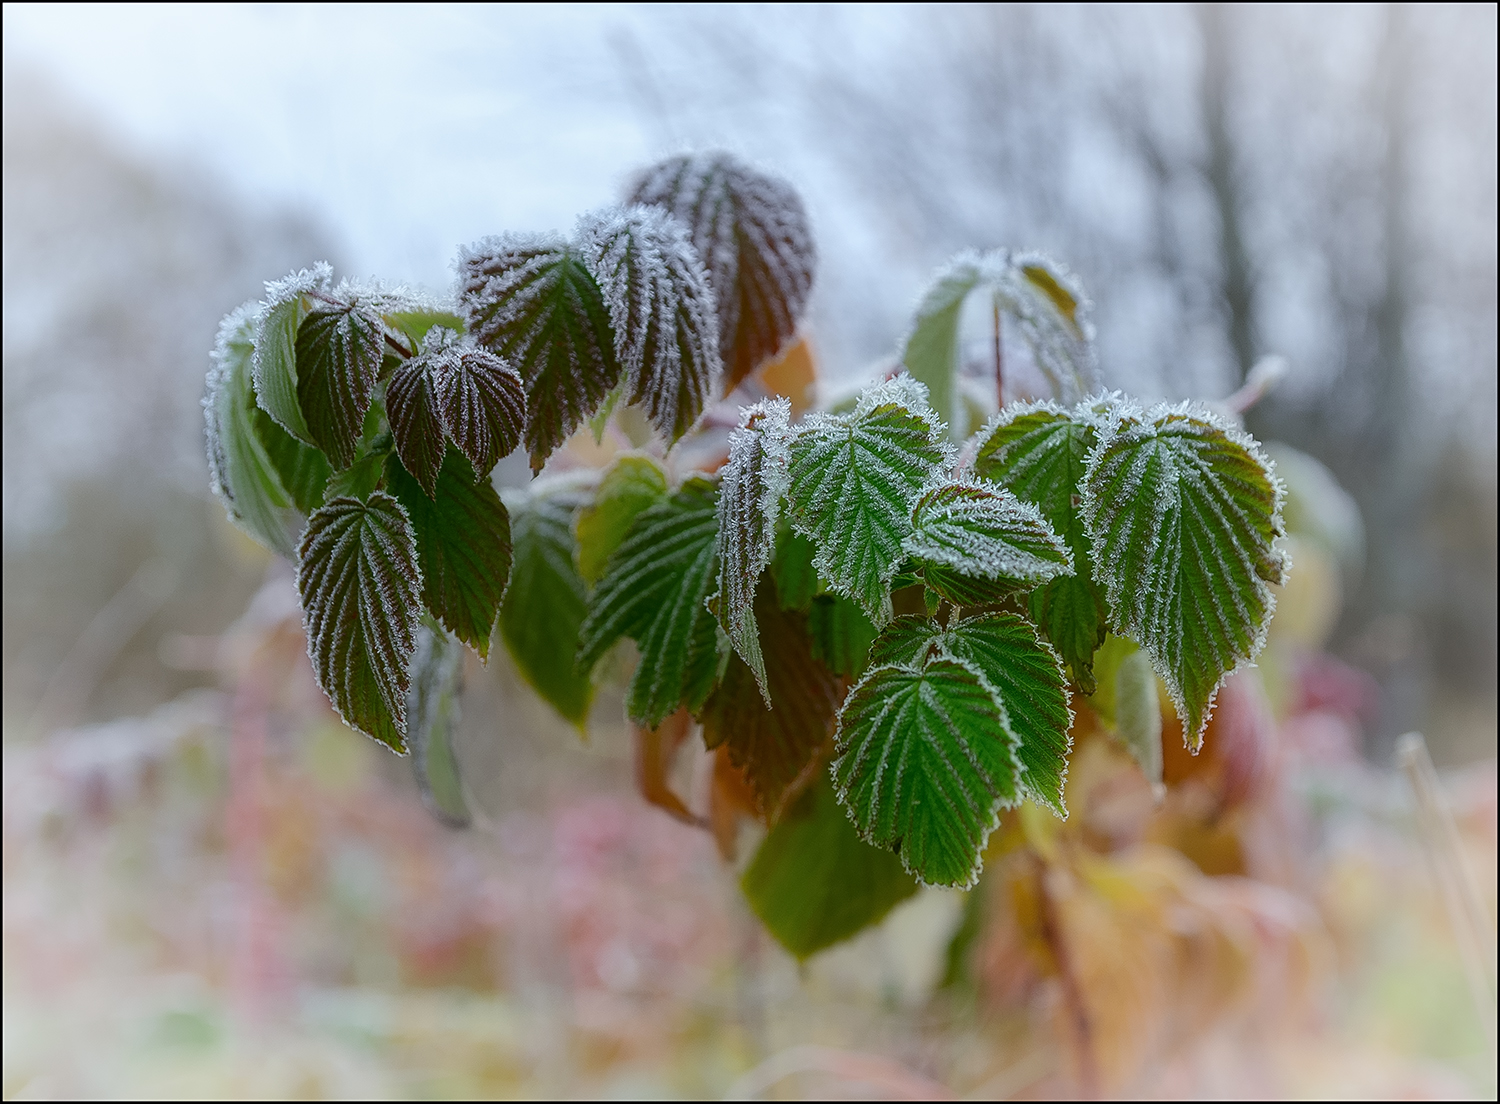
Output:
[
  {"xmin": 993, "ymin": 297, "xmax": 1005, "ymax": 407},
  {"xmin": 1034, "ymin": 854, "xmax": 1098, "ymax": 1097}
]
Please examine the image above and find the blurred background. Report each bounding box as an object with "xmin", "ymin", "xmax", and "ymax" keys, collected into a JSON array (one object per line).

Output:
[{"xmin": 3, "ymin": 4, "xmax": 1495, "ymax": 1099}]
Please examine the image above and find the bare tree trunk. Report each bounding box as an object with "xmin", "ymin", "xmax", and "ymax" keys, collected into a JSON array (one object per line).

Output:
[{"xmin": 1196, "ymin": 3, "xmax": 1257, "ymax": 384}]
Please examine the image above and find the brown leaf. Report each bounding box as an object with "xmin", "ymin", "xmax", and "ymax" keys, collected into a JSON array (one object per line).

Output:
[
  {"xmin": 709, "ymin": 745, "xmax": 759, "ymax": 861},
  {"xmin": 631, "ymin": 708, "xmax": 703, "ymax": 827},
  {"xmin": 699, "ymin": 581, "xmax": 841, "ymax": 821}
]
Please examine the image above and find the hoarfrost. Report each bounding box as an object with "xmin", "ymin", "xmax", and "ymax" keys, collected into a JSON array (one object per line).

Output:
[
  {"xmin": 712, "ymin": 397, "xmax": 795, "ymax": 700},
  {"xmin": 577, "ymin": 205, "xmax": 721, "ymax": 445}
]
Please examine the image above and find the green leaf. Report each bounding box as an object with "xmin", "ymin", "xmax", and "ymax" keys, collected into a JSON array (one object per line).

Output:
[
  {"xmin": 629, "ymin": 152, "xmax": 815, "ymax": 392},
  {"xmin": 1082, "ymin": 405, "xmax": 1286, "ymax": 750},
  {"xmin": 407, "ymin": 619, "xmax": 470, "ymax": 827},
  {"xmin": 384, "ymin": 306, "xmax": 465, "ymax": 347},
  {"xmin": 251, "ymin": 407, "xmax": 330, "ymax": 514},
  {"xmin": 785, "ymin": 376, "xmax": 947, "ymax": 625},
  {"xmin": 901, "ymin": 252, "xmax": 1098, "ymax": 438},
  {"xmin": 699, "ymin": 580, "xmax": 841, "ymax": 818},
  {"xmin": 295, "ymin": 301, "xmax": 385, "ymax": 470},
  {"xmin": 742, "ymin": 777, "xmax": 918, "ymax": 960},
  {"xmin": 251, "ymin": 264, "xmax": 330, "ymax": 443},
  {"xmin": 807, "ymin": 594, "xmax": 878, "ymax": 681},
  {"xmin": 973, "ymin": 403, "xmax": 1107, "ymax": 690},
  {"xmin": 204, "ymin": 304, "xmax": 304, "ymax": 557},
  {"xmin": 833, "ymin": 652, "xmax": 1022, "ymax": 887},
  {"xmin": 713, "ymin": 398, "xmax": 795, "ymax": 699},
  {"xmin": 904, "ymin": 479, "xmax": 1072, "ymax": 606},
  {"xmin": 577, "ymin": 476, "xmax": 722, "ymax": 728},
  {"xmin": 574, "ymin": 453, "xmax": 669, "ymax": 586},
  {"xmin": 499, "ymin": 479, "xmax": 596, "ymax": 729},
  {"xmin": 297, "ymin": 493, "xmax": 422, "ymax": 752},
  {"xmin": 460, "ymin": 235, "xmax": 621, "ymax": 472},
  {"xmin": 388, "ymin": 449, "xmax": 512, "ymax": 660},
  {"xmin": 770, "ymin": 529, "xmax": 819, "ymax": 612},
  {"xmin": 868, "ymin": 613, "xmax": 1072, "ymax": 816},
  {"xmin": 579, "ymin": 206, "xmax": 721, "ymax": 445},
  {"xmin": 1113, "ymin": 648, "xmax": 1163, "ymax": 796}
]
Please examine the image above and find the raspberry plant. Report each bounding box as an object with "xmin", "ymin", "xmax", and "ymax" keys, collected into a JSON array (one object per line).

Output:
[{"xmin": 206, "ymin": 153, "xmax": 1286, "ymax": 957}]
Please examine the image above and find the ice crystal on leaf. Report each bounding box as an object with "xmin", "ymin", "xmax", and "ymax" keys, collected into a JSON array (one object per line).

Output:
[
  {"xmin": 460, "ymin": 233, "xmax": 620, "ymax": 471},
  {"xmin": 868, "ymin": 614, "xmax": 1073, "ymax": 815},
  {"xmin": 577, "ymin": 476, "xmax": 723, "ymax": 728},
  {"xmin": 904, "ymin": 479, "xmax": 1073, "ymax": 606},
  {"xmin": 629, "ymin": 152, "xmax": 815, "ymax": 392},
  {"xmin": 387, "ymin": 326, "xmax": 524, "ymax": 498},
  {"xmin": 578, "ymin": 205, "xmax": 721, "ymax": 446},
  {"xmin": 832, "ymin": 652, "xmax": 1022, "ymax": 888},
  {"xmin": 1082, "ymin": 404, "xmax": 1286, "ymax": 750},
  {"xmin": 252, "ymin": 262, "xmax": 332, "ymax": 443},
  {"xmin": 204, "ymin": 303, "xmax": 306, "ymax": 557},
  {"xmin": 295, "ymin": 299, "xmax": 385, "ymax": 470},
  {"xmin": 973, "ymin": 401, "xmax": 1107, "ymax": 689},
  {"xmin": 297, "ymin": 493, "xmax": 423, "ymax": 752},
  {"xmin": 712, "ymin": 398, "xmax": 795, "ymax": 700},
  {"xmin": 785, "ymin": 375, "xmax": 947, "ymax": 626}
]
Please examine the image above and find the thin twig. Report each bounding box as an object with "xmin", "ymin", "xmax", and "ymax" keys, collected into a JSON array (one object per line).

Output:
[
  {"xmin": 992, "ymin": 297, "xmax": 1005, "ymax": 408},
  {"xmin": 1034, "ymin": 854, "xmax": 1099, "ymax": 1098}
]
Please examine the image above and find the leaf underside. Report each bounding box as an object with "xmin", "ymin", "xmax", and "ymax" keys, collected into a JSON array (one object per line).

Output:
[
  {"xmin": 629, "ymin": 152, "xmax": 816, "ymax": 392},
  {"xmin": 699, "ymin": 579, "xmax": 841, "ymax": 819},
  {"xmin": 1083, "ymin": 408, "xmax": 1285, "ymax": 750},
  {"xmin": 868, "ymin": 614, "xmax": 1072, "ymax": 815},
  {"xmin": 253, "ymin": 406, "xmax": 331, "ymax": 515},
  {"xmin": 579, "ymin": 205, "xmax": 720, "ymax": 445},
  {"xmin": 297, "ymin": 493, "xmax": 422, "ymax": 752},
  {"xmin": 295, "ymin": 302, "xmax": 385, "ymax": 470},
  {"xmin": 578, "ymin": 477, "xmax": 722, "ymax": 728},
  {"xmin": 786, "ymin": 380, "xmax": 946, "ymax": 625},
  {"xmin": 974, "ymin": 405, "xmax": 1106, "ymax": 691},
  {"xmin": 713, "ymin": 398, "xmax": 794, "ymax": 699},
  {"xmin": 500, "ymin": 481, "xmax": 596, "ymax": 728},
  {"xmin": 389, "ymin": 450, "xmax": 512, "ymax": 660},
  {"xmin": 742, "ymin": 777, "xmax": 918, "ymax": 960},
  {"xmin": 833, "ymin": 653, "xmax": 1021, "ymax": 887},
  {"xmin": 461, "ymin": 235, "xmax": 620, "ymax": 472}
]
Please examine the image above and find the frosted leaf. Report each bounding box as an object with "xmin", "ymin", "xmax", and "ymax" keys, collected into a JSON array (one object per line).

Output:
[
  {"xmin": 252, "ymin": 262, "xmax": 332, "ymax": 442},
  {"xmin": 577, "ymin": 476, "xmax": 722, "ymax": 728},
  {"xmin": 295, "ymin": 299, "xmax": 385, "ymax": 470},
  {"xmin": 971, "ymin": 400, "xmax": 1107, "ymax": 688},
  {"xmin": 387, "ymin": 326, "xmax": 525, "ymax": 497},
  {"xmin": 387, "ymin": 449, "xmax": 513, "ymax": 660},
  {"xmin": 406, "ymin": 619, "xmax": 470, "ymax": 828},
  {"xmin": 460, "ymin": 233, "xmax": 620, "ymax": 472},
  {"xmin": 832, "ymin": 653, "xmax": 1022, "ymax": 888},
  {"xmin": 712, "ymin": 397, "xmax": 795, "ymax": 701},
  {"xmin": 297, "ymin": 493, "xmax": 423, "ymax": 752},
  {"xmin": 902, "ymin": 250, "xmax": 1099, "ymax": 436},
  {"xmin": 867, "ymin": 613, "xmax": 1073, "ymax": 816},
  {"xmin": 629, "ymin": 152, "xmax": 815, "ymax": 392},
  {"xmin": 204, "ymin": 302, "xmax": 304, "ymax": 557},
  {"xmin": 904, "ymin": 478, "xmax": 1072, "ymax": 605},
  {"xmin": 1082, "ymin": 404, "xmax": 1287, "ymax": 751},
  {"xmin": 578, "ymin": 205, "xmax": 721, "ymax": 445},
  {"xmin": 786, "ymin": 374, "xmax": 947, "ymax": 625}
]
